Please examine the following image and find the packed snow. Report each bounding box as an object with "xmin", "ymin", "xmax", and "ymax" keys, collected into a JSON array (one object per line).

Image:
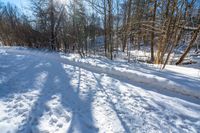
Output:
[{"xmin": 0, "ymin": 47, "xmax": 200, "ymax": 133}]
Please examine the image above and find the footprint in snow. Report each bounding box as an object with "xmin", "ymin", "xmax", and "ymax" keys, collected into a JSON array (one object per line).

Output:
[
  {"xmin": 49, "ymin": 116, "xmax": 59, "ymax": 126},
  {"xmin": 57, "ymin": 123, "xmax": 63, "ymax": 128}
]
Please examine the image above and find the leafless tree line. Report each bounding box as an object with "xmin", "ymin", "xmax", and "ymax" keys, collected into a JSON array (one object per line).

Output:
[{"xmin": 0, "ymin": 0, "xmax": 199, "ymax": 67}]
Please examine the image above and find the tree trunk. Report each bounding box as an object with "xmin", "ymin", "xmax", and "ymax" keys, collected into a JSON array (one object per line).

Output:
[
  {"xmin": 176, "ymin": 25, "xmax": 200, "ymax": 65},
  {"xmin": 50, "ymin": 0, "xmax": 55, "ymax": 50},
  {"xmin": 107, "ymin": 0, "xmax": 113, "ymax": 60},
  {"xmin": 104, "ymin": 0, "xmax": 107, "ymax": 56},
  {"xmin": 122, "ymin": 0, "xmax": 132, "ymax": 52},
  {"xmin": 150, "ymin": 0, "xmax": 157, "ymax": 62}
]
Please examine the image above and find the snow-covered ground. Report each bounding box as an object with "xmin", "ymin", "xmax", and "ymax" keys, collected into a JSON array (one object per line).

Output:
[{"xmin": 0, "ymin": 47, "xmax": 200, "ymax": 133}]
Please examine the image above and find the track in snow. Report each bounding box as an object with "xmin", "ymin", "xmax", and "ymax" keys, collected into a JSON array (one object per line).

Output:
[{"xmin": 0, "ymin": 48, "xmax": 200, "ymax": 133}]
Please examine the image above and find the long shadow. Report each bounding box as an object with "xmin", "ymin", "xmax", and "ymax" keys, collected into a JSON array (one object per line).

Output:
[
  {"xmin": 57, "ymin": 57, "xmax": 200, "ymax": 104},
  {"xmin": 121, "ymin": 63, "xmax": 200, "ymax": 90},
  {"xmin": 86, "ymin": 56, "xmax": 200, "ymax": 90},
  {"xmin": 59, "ymin": 54, "xmax": 200, "ymax": 98},
  {"xmin": 55, "ymin": 53, "xmax": 200, "ymax": 104},
  {"xmin": 92, "ymin": 71, "xmax": 200, "ymax": 132},
  {"xmin": 0, "ymin": 53, "xmax": 44, "ymax": 98},
  {"xmin": 2, "ymin": 48, "xmax": 199, "ymax": 132},
  {"xmin": 92, "ymin": 73, "xmax": 131, "ymax": 133},
  {"xmin": 16, "ymin": 55, "xmax": 97, "ymax": 133},
  {"xmin": 108, "ymin": 70, "xmax": 200, "ymax": 104}
]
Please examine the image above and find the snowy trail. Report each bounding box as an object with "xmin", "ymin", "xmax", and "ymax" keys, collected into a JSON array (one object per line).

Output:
[
  {"xmin": 0, "ymin": 47, "xmax": 200, "ymax": 133},
  {"xmin": 2, "ymin": 47, "xmax": 200, "ymax": 99}
]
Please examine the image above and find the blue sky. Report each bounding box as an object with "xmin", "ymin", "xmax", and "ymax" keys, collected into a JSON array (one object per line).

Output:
[
  {"xmin": 2, "ymin": 0, "xmax": 31, "ymax": 15},
  {"xmin": 3, "ymin": 0, "xmax": 29, "ymax": 8}
]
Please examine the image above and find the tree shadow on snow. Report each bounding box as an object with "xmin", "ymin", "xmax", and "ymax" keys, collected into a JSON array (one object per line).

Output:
[
  {"xmin": 2, "ymin": 50, "xmax": 200, "ymax": 133},
  {"xmin": 92, "ymin": 72, "xmax": 200, "ymax": 132},
  {"xmin": 92, "ymin": 73, "xmax": 132, "ymax": 133},
  {"xmin": 13, "ymin": 55, "xmax": 98, "ymax": 133},
  {"xmin": 0, "ymin": 53, "xmax": 44, "ymax": 98}
]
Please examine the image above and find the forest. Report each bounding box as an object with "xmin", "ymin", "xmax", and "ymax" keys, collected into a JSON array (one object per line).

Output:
[{"xmin": 0, "ymin": 0, "xmax": 200, "ymax": 68}]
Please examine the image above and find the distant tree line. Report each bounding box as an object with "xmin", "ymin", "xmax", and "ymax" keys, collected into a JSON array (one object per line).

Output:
[{"xmin": 0, "ymin": 0, "xmax": 199, "ymax": 67}]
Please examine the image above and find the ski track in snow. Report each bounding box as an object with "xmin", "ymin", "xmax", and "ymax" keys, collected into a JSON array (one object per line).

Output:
[{"xmin": 0, "ymin": 47, "xmax": 200, "ymax": 133}]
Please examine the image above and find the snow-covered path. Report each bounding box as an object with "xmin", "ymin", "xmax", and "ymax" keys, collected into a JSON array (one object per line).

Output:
[{"xmin": 0, "ymin": 48, "xmax": 200, "ymax": 133}]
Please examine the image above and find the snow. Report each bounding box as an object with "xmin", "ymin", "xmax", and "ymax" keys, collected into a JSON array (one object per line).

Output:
[
  {"xmin": 60, "ymin": 52, "xmax": 200, "ymax": 99},
  {"xmin": 0, "ymin": 46, "xmax": 200, "ymax": 133}
]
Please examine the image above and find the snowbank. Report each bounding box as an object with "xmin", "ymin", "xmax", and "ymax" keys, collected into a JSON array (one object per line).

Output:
[
  {"xmin": 59, "ymin": 56, "xmax": 200, "ymax": 99},
  {"xmin": 1, "ymin": 46, "xmax": 200, "ymax": 99}
]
